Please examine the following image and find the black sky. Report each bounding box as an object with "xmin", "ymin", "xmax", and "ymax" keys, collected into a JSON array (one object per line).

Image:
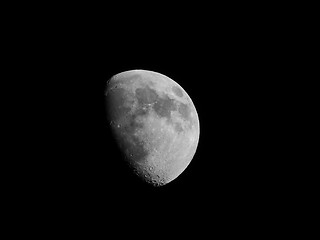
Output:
[
  {"xmin": 49, "ymin": 32, "xmax": 281, "ymax": 208},
  {"xmin": 21, "ymin": 11, "xmax": 295, "ymax": 231}
]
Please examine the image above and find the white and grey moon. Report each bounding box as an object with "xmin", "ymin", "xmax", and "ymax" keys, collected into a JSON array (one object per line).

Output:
[{"xmin": 105, "ymin": 70, "xmax": 200, "ymax": 186}]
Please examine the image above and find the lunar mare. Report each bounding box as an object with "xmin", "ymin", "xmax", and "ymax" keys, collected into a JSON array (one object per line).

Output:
[{"xmin": 105, "ymin": 70, "xmax": 199, "ymax": 186}]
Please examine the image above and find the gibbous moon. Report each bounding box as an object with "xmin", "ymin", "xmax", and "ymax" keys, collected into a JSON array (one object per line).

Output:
[{"xmin": 105, "ymin": 70, "xmax": 200, "ymax": 186}]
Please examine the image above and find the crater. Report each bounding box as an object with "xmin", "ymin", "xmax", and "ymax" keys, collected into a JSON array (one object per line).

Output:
[{"xmin": 172, "ymin": 85, "xmax": 183, "ymax": 97}]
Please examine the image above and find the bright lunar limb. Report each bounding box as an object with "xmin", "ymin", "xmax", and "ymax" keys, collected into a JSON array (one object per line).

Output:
[{"xmin": 105, "ymin": 70, "xmax": 200, "ymax": 186}]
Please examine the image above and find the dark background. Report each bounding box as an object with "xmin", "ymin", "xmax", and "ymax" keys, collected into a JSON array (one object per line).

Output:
[
  {"xmin": 42, "ymin": 30, "xmax": 284, "ymax": 216},
  {"xmin": 11, "ymin": 5, "xmax": 302, "ymax": 234}
]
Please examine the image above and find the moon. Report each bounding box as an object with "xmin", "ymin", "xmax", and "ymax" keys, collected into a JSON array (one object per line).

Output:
[{"xmin": 105, "ymin": 70, "xmax": 200, "ymax": 186}]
